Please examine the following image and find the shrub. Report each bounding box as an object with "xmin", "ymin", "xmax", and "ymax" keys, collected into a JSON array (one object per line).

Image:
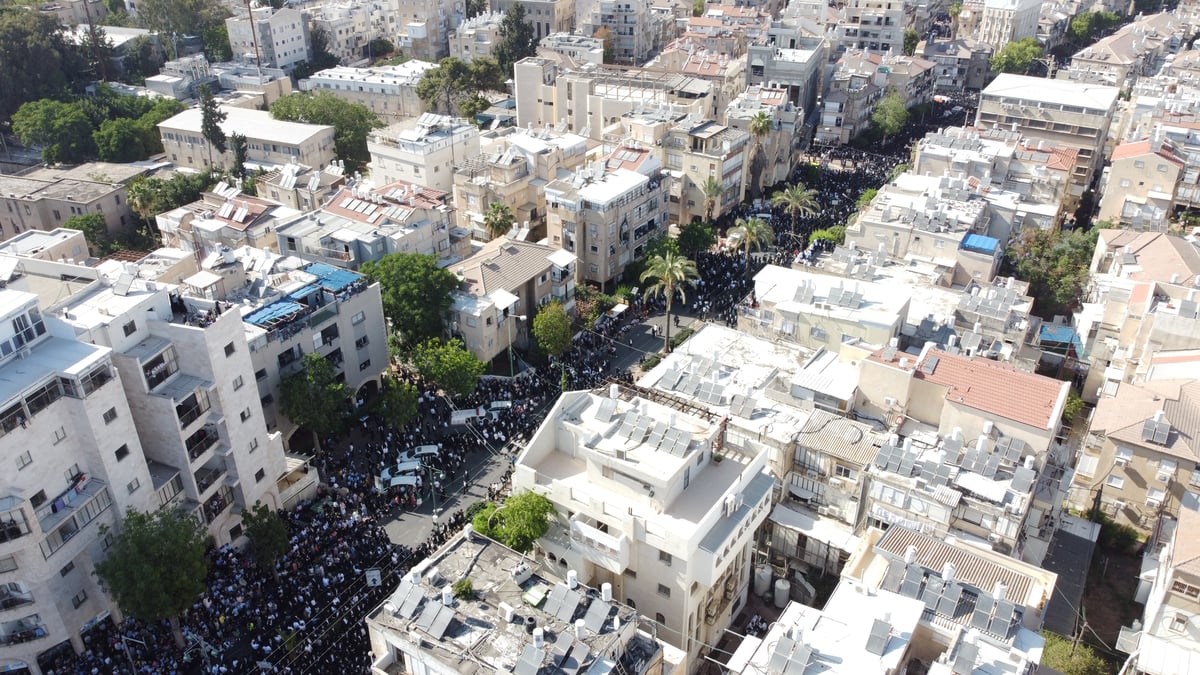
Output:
[{"xmin": 452, "ymin": 578, "xmax": 475, "ymax": 600}]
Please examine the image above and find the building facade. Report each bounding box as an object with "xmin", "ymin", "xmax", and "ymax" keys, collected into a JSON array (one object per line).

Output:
[
  {"xmin": 157, "ymin": 106, "xmax": 337, "ymax": 172},
  {"xmin": 299, "ymin": 61, "xmax": 436, "ymax": 123},
  {"xmin": 225, "ymin": 7, "xmax": 312, "ymax": 73},
  {"xmin": 368, "ymin": 114, "xmax": 481, "ymax": 193}
]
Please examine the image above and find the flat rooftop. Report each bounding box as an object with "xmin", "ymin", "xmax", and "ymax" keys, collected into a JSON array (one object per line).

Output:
[
  {"xmin": 0, "ymin": 335, "xmax": 110, "ymax": 405},
  {"xmin": 982, "ymin": 73, "xmax": 1119, "ymax": 112},
  {"xmin": 753, "ymin": 264, "xmax": 911, "ymax": 329},
  {"xmin": 158, "ymin": 106, "xmax": 334, "ymax": 145}
]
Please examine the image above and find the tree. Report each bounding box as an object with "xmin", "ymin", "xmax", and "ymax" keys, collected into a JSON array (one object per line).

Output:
[
  {"xmin": 66, "ymin": 213, "xmax": 117, "ymax": 256},
  {"xmin": 416, "ymin": 57, "xmax": 474, "ymax": 115},
  {"xmin": 372, "ymin": 374, "xmax": 419, "ymax": 427},
  {"xmin": 369, "ymin": 38, "xmax": 395, "ymax": 58},
  {"xmin": 127, "ymin": 172, "xmax": 213, "ymax": 221},
  {"xmin": 730, "ymin": 216, "xmax": 775, "ymax": 280},
  {"xmin": 494, "ymin": 2, "xmax": 538, "ymax": 74},
  {"xmin": 279, "ymin": 351, "xmax": 350, "ymax": 451},
  {"xmin": 472, "ymin": 491, "xmax": 556, "ymax": 553},
  {"xmin": 693, "ymin": 0, "xmax": 705, "ymax": 16},
  {"xmin": 1004, "ymin": 226, "xmax": 1098, "ymax": 319},
  {"xmin": 771, "ymin": 183, "xmax": 819, "ymax": 223},
  {"xmin": 241, "ymin": 501, "xmax": 289, "ymax": 580},
  {"xmin": 746, "ymin": 110, "xmax": 774, "ymax": 197},
  {"xmin": 904, "ymin": 29, "xmax": 920, "ymax": 56},
  {"xmin": 465, "ymin": 0, "xmax": 487, "ymax": 18},
  {"xmin": 990, "ymin": 37, "xmax": 1043, "ymax": 75},
  {"xmin": 1040, "ymin": 632, "xmax": 1108, "ymax": 675},
  {"xmin": 676, "ymin": 220, "xmax": 716, "ymax": 256},
  {"xmin": 594, "ymin": 27, "xmax": 615, "ymax": 64},
  {"xmin": 640, "ymin": 251, "xmax": 699, "ymax": 353},
  {"xmin": 360, "ymin": 253, "xmax": 460, "ymax": 349},
  {"xmin": 809, "ymin": 225, "xmax": 846, "ymax": 246},
  {"xmin": 532, "ymin": 300, "xmax": 572, "ymax": 359},
  {"xmin": 270, "ymin": 92, "xmax": 381, "ymax": 173},
  {"xmin": 700, "ymin": 176, "xmax": 724, "ymax": 222},
  {"xmin": 0, "ymin": 12, "xmax": 91, "ymax": 122},
  {"xmin": 483, "ymin": 201, "xmax": 515, "ymax": 239},
  {"xmin": 230, "ymin": 133, "xmax": 248, "ymax": 180},
  {"xmin": 871, "ymin": 90, "xmax": 909, "ymax": 142},
  {"xmin": 1069, "ymin": 11, "xmax": 1120, "ymax": 45},
  {"xmin": 948, "ymin": 2, "xmax": 962, "ymax": 37},
  {"xmin": 856, "ymin": 187, "xmax": 878, "ymax": 210},
  {"xmin": 1062, "ymin": 390, "xmax": 1084, "ymax": 422},
  {"xmin": 460, "ymin": 94, "xmax": 492, "ymax": 125},
  {"xmin": 94, "ymin": 508, "xmax": 209, "ymax": 648},
  {"xmin": 412, "ymin": 338, "xmax": 485, "ymax": 398},
  {"xmin": 121, "ymin": 35, "xmax": 162, "ymax": 85},
  {"xmin": 12, "ymin": 99, "xmax": 95, "ymax": 163},
  {"xmin": 202, "ymin": 24, "xmax": 233, "ymax": 62},
  {"xmin": 93, "ymin": 117, "xmax": 147, "ymax": 163},
  {"xmin": 197, "ymin": 84, "xmax": 227, "ymax": 168},
  {"xmin": 136, "ymin": 0, "xmax": 227, "ymax": 48}
]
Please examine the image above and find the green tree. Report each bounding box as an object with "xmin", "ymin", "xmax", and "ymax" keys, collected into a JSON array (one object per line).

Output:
[
  {"xmin": 1069, "ymin": 11, "xmax": 1121, "ymax": 44},
  {"xmin": 493, "ymin": 2, "xmax": 538, "ymax": 74},
  {"xmin": 372, "ymin": 374, "xmax": 419, "ymax": 427},
  {"xmin": 904, "ymin": 28, "xmax": 920, "ymax": 56},
  {"xmin": 676, "ymin": 220, "xmax": 716, "ymax": 256},
  {"xmin": 856, "ymin": 187, "xmax": 878, "ymax": 209},
  {"xmin": 412, "ymin": 338, "xmax": 485, "ymax": 398},
  {"xmin": 202, "ymin": 23, "xmax": 233, "ymax": 62},
  {"xmin": 93, "ymin": 117, "xmax": 147, "ymax": 163},
  {"xmin": 66, "ymin": 212, "xmax": 117, "ymax": 256},
  {"xmin": 1040, "ymin": 632, "xmax": 1109, "ymax": 675},
  {"xmin": 990, "ymin": 37, "xmax": 1043, "ymax": 75},
  {"xmin": 465, "ymin": 0, "xmax": 487, "ymax": 18},
  {"xmin": 693, "ymin": 0, "xmax": 705, "ymax": 16},
  {"xmin": 700, "ymin": 175, "xmax": 724, "ymax": 222},
  {"xmin": 94, "ymin": 508, "xmax": 209, "ymax": 648},
  {"xmin": 241, "ymin": 501, "xmax": 289, "ymax": 580},
  {"xmin": 136, "ymin": 0, "xmax": 227, "ymax": 48},
  {"xmin": 746, "ymin": 110, "xmax": 774, "ymax": 197},
  {"xmin": 594, "ymin": 27, "xmax": 615, "ymax": 64},
  {"xmin": 771, "ymin": 183, "xmax": 819, "ymax": 222},
  {"xmin": 270, "ymin": 91, "xmax": 382, "ymax": 173},
  {"xmin": 230, "ymin": 132, "xmax": 248, "ymax": 180},
  {"xmin": 127, "ymin": 172, "xmax": 213, "ymax": 221},
  {"xmin": 0, "ymin": 12, "xmax": 91, "ymax": 121},
  {"xmin": 198, "ymin": 84, "xmax": 227, "ymax": 168},
  {"xmin": 279, "ymin": 351, "xmax": 350, "ymax": 451},
  {"xmin": 472, "ymin": 491, "xmax": 556, "ymax": 553},
  {"xmin": 12, "ymin": 99, "xmax": 95, "ymax": 163},
  {"xmin": 948, "ymin": 2, "xmax": 962, "ymax": 37},
  {"xmin": 641, "ymin": 251, "xmax": 699, "ymax": 353},
  {"xmin": 483, "ymin": 201, "xmax": 514, "ymax": 239},
  {"xmin": 1062, "ymin": 390, "xmax": 1084, "ymax": 422},
  {"xmin": 121, "ymin": 35, "xmax": 162, "ymax": 85},
  {"xmin": 360, "ymin": 253, "xmax": 460, "ymax": 349},
  {"xmin": 730, "ymin": 216, "xmax": 775, "ymax": 280},
  {"xmin": 532, "ymin": 300, "xmax": 572, "ymax": 359},
  {"xmin": 809, "ymin": 225, "xmax": 846, "ymax": 246},
  {"xmin": 369, "ymin": 37, "xmax": 394, "ymax": 58},
  {"xmin": 416, "ymin": 56, "xmax": 504, "ymax": 116},
  {"xmin": 871, "ymin": 90, "xmax": 909, "ymax": 142},
  {"xmin": 460, "ymin": 94, "xmax": 492, "ymax": 125},
  {"xmin": 292, "ymin": 27, "xmax": 340, "ymax": 79},
  {"xmin": 1004, "ymin": 226, "xmax": 1098, "ymax": 319}
]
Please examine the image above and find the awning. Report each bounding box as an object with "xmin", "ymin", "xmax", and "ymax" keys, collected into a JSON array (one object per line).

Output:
[
  {"xmin": 788, "ymin": 484, "xmax": 815, "ymax": 500},
  {"xmin": 770, "ymin": 504, "xmax": 860, "ymax": 552}
]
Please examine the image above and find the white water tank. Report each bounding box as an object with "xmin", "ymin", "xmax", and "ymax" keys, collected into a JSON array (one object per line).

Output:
[
  {"xmin": 442, "ymin": 586, "xmax": 453, "ymax": 606},
  {"xmin": 499, "ymin": 602, "xmax": 515, "ymax": 622},
  {"xmin": 575, "ymin": 619, "xmax": 586, "ymax": 638},
  {"xmin": 567, "ymin": 569, "xmax": 578, "ymax": 589},
  {"xmin": 774, "ymin": 579, "xmax": 791, "ymax": 608},
  {"xmin": 533, "ymin": 627, "xmax": 545, "ymax": 649},
  {"xmin": 601, "ymin": 583, "xmax": 613, "ymax": 602},
  {"xmin": 754, "ymin": 565, "xmax": 773, "ymax": 596}
]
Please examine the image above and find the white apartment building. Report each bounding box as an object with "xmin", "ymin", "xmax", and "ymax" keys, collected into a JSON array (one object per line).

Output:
[
  {"xmin": 538, "ymin": 33, "xmax": 605, "ymax": 65},
  {"xmin": 832, "ymin": 0, "xmax": 909, "ymax": 56},
  {"xmin": 255, "ymin": 162, "xmax": 347, "ymax": 212},
  {"xmin": 157, "ymin": 106, "xmax": 337, "ymax": 172},
  {"xmin": 576, "ymin": 0, "xmax": 667, "ymax": 65},
  {"xmin": 512, "ymin": 384, "xmax": 776, "ymax": 663},
  {"xmin": 299, "ymin": 61, "xmax": 436, "ymax": 124},
  {"xmin": 386, "ymin": 0, "xmax": 452, "ymax": 62},
  {"xmin": 976, "ymin": 0, "xmax": 1040, "ymax": 52},
  {"xmin": 368, "ymin": 114, "xmax": 481, "ymax": 194},
  {"xmin": 310, "ymin": 2, "xmax": 372, "ymax": 64},
  {"xmin": 225, "ymin": 7, "xmax": 312, "ymax": 73},
  {"xmin": 155, "ymin": 182, "xmax": 304, "ymax": 260},
  {"xmin": 725, "ymin": 87, "xmax": 805, "ymax": 195},
  {"xmin": 447, "ymin": 11, "xmax": 503, "ymax": 63},
  {"xmin": 495, "ymin": 0, "xmax": 576, "ymax": 39},
  {"xmin": 745, "ymin": 25, "xmax": 825, "ymax": 114}
]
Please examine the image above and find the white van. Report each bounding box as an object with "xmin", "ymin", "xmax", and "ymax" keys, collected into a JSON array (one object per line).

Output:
[
  {"xmin": 380, "ymin": 460, "xmax": 423, "ymax": 482},
  {"xmin": 398, "ymin": 445, "xmax": 441, "ymax": 462},
  {"xmin": 449, "ymin": 402, "xmax": 512, "ymax": 426},
  {"xmin": 374, "ymin": 473, "xmax": 421, "ymax": 494}
]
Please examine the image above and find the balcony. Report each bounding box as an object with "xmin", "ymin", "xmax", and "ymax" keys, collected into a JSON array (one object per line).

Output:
[
  {"xmin": 0, "ymin": 587, "xmax": 32, "ymax": 612},
  {"xmin": 569, "ymin": 516, "xmax": 631, "ymax": 573},
  {"xmin": 185, "ymin": 424, "xmax": 221, "ymax": 462},
  {"xmin": 203, "ymin": 485, "xmax": 234, "ymax": 524},
  {"xmin": 0, "ymin": 615, "xmax": 46, "ymax": 647},
  {"xmin": 194, "ymin": 465, "xmax": 226, "ymax": 495}
]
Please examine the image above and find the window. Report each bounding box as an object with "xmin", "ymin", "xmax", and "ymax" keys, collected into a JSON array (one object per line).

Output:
[
  {"xmin": 1158, "ymin": 459, "xmax": 1177, "ymax": 482},
  {"xmin": 122, "ymin": 320, "xmax": 136, "ymax": 337},
  {"xmin": 1119, "ymin": 178, "xmax": 1131, "ymax": 188},
  {"xmin": 15, "ymin": 451, "xmax": 31, "ymax": 470},
  {"xmin": 71, "ymin": 590, "xmax": 87, "ymax": 609},
  {"xmin": 240, "ymin": 408, "xmax": 251, "ymax": 422},
  {"xmin": 355, "ymin": 336, "xmax": 370, "ymax": 349},
  {"xmin": 232, "ymin": 375, "xmax": 244, "ymax": 391},
  {"xmin": 1115, "ymin": 446, "xmax": 1133, "ymax": 465},
  {"xmin": 1134, "ymin": 160, "xmax": 1145, "ymax": 168},
  {"xmin": 60, "ymin": 562, "xmax": 75, "ymax": 577},
  {"xmin": 1173, "ymin": 580, "xmax": 1200, "ymax": 598},
  {"xmin": 1190, "ymin": 468, "xmax": 1200, "ymax": 488},
  {"xmin": 1170, "ymin": 613, "xmax": 1188, "ymax": 632},
  {"xmin": 351, "ymin": 311, "xmax": 365, "ymax": 325},
  {"xmin": 115, "ymin": 444, "xmax": 130, "ymax": 461},
  {"xmin": 255, "ymin": 468, "xmax": 266, "ymax": 483},
  {"xmin": 835, "ymin": 464, "xmax": 856, "ymax": 479},
  {"xmin": 659, "ymin": 550, "xmax": 672, "ymax": 567},
  {"xmin": 100, "ymin": 532, "xmax": 114, "ymax": 550},
  {"xmin": 359, "ymin": 359, "xmax": 371, "ymax": 371},
  {"xmin": 657, "ymin": 584, "xmax": 671, "ymax": 597},
  {"xmin": 625, "ymin": 568, "xmax": 637, "ymax": 579},
  {"xmin": 1105, "ymin": 475, "xmax": 1125, "ymax": 489},
  {"xmin": 224, "ymin": 342, "xmax": 235, "ymax": 357},
  {"xmin": 103, "ymin": 407, "xmax": 118, "ymax": 424},
  {"xmin": 0, "ymin": 556, "xmax": 18, "ymax": 573},
  {"xmin": 255, "ymin": 368, "xmax": 267, "ymax": 381},
  {"xmin": 656, "ymin": 612, "xmax": 666, "ymax": 625},
  {"xmin": 1147, "ymin": 487, "xmax": 1166, "ymax": 505},
  {"xmin": 810, "ymin": 326, "xmax": 828, "ymax": 340},
  {"xmin": 30, "ymin": 491, "xmax": 46, "ymax": 508},
  {"xmin": 127, "ymin": 478, "xmax": 140, "ymax": 494},
  {"xmin": 249, "ymin": 437, "xmax": 259, "ymax": 453},
  {"xmin": 65, "ymin": 464, "xmax": 81, "ymax": 483}
]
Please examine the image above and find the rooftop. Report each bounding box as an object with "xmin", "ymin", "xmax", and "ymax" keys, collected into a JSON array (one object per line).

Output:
[
  {"xmin": 1093, "ymin": 379, "xmax": 1200, "ymax": 463},
  {"xmin": 981, "ymin": 74, "xmax": 1119, "ymax": 112},
  {"xmin": 0, "ymin": 174, "xmax": 122, "ymax": 204},
  {"xmin": 158, "ymin": 106, "xmax": 334, "ymax": 145},
  {"xmin": 912, "ymin": 348, "xmax": 1068, "ymax": 430},
  {"xmin": 753, "ymin": 264, "xmax": 912, "ymax": 334},
  {"xmin": 455, "ymin": 237, "xmax": 573, "ymax": 302},
  {"xmin": 1098, "ymin": 229, "xmax": 1200, "ymax": 286},
  {"xmin": 303, "ymin": 60, "xmax": 437, "ymax": 87},
  {"xmin": 21, "ymin": 161, "xmax": 150, "ymax": 185}
]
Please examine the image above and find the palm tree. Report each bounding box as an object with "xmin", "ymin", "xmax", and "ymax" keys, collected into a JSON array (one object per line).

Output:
[
  {"xmin": 700, "ymin": 176, "xmax": 724, "ymax": 223},
  {"xmin": 747, "ymin": 110, "xmax": 774, "ymax": 195},
  {"xmin": 730, "ymin": 216, "xmax": 775, "ymax": 281},
  {"xmin": 771, "ymin": 184, "xmax": 820, "ymax": 225},
  {"xmin": 483, "ymin": 201, "xmax": 514, "ymax": 239},
  {"xmin": 640, "ymin": 251, "xmax": 699, "ymax": 353}
]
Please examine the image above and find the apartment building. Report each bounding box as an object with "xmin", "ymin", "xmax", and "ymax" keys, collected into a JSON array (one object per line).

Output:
[
  {"xmin": 155, "ymin": 182, "xmax": 302, "ymax": 260},
  {"xmin": 644, "ymin": 49, "xmax": 747, "ymax": 121},
  {"xmin": 1067, "ymin": 13, "xmax": 1181, "ymax": 90},
  {"xmin": 1097, "ymin": 138, "xmax": 1186, "ymax": 231},
  {"xmin": 817, "ymin": 51, "xmax": 936, "ymax": 146},
  {"xmin": 452, "ymin": 126, "xmax": 589, "ymax": 241},
  {"xmin": 915, "ymin": 37, "xmax": 992, "ymax": 92},
  {"xmin": 746, "ymin": 35, "xmax": 825, "ymax": 115},
  {"xmin": 225, "ymin": 7, "xmax": 312, "ymax": 73},
  {"xmin": 543, "ymin": 146, "xmax": 670, "ymax": 289},
  {"xmin": 538, "ymin": 33, "xmax": 605, "ymax": 65},
  {"xmin": 309, "ymin": 2, "xmax": 372, "ymax": 64},
  {"xmin": 299, "ymin": 61, "xmax": 435, "ymax": 123},
  {"xmin": 450, "ymin": 237, "xmax": 577, "ymax": 365},
  {"xmin": 975, "ymin": 74, "xmax": 1120, "ymax": 201},
  {"xmin": 494, "ymin": 0, "xmax": 576, "ymax": 40},
  {"xmin": 274, "ymin": 180, "xmax": 462, "ymax": 270},
  {"xmin": 511, "ymin": 383, "xmax": 775, "ymax": 663},
  {"xmin": 448, "ymin": 11, "xmax": 503, "ymax": 63},
  {"xmin": 0, "ymin": 174, "xmax": 134, "ymax": 249},
  {"xmin": 384, "ymin": 0, "xmax": 451, "ymax": 61},
  {"xmin": 365, "ymin": 530, "xmax": 680, "ymax": 675},
  {"xmin": 976, "ymin": 0, "xmax": 1040, "ymax": 52},
  {"xmin": 254, "ymin": 162, "xmax": 347, "ymax": 212},
  {"xmin": 368, "ymin": 114, "xmax": 481, "ymax": 194},
  {"xmin": 576, "ymin": 0, "xmax": 669, "ymax": 65},
  {"xmin": 725, "ymin": 87, "xmax": 805, "ymax": 195},
  {"xmin": 831, "ymin": 0, "xmax": 909, "ymax": 56},
  {"xmin": 1128, "ymin": 113, "xmax": 1200, "ymax": 214},
  {"xmin": 158, "ymin": 106, "xmax": 337, "ymax": 172}
]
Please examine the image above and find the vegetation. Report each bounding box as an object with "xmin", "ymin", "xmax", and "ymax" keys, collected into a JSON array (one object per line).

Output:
[
  {"xmin": 465, "ymin": 0, "xmax": 487, "ymax": 18},
  {"xmin": 279, "ymin": 352, "xmax": 350, "ymax": 451},
  {"xmin": 483, "ymin": 201, "xmax": 515, "ymax": 239},
  {"xmin": 701, "ymin": 176, "xmax": 724, "ymax": 222},
  {"xmin": 594, "ymin": 27, "xmax": 615, "ymax": 64},
  {"xmin": 452, "ymin": 578, "xmax": 476, "ymax": 600},
  {"xmin": 856, "ymin": 188, "xmax": 878, "ymax": 210},
  {"xmin": 676, "ymin": 220, "xmax": 717, "ymax": 256},
  {"xmin": 242, "ymin": 501, "xmax": 289, "ymax": 581},
  {"xmin": 94, "ymin": 508, "xmax": 209, "ymax": 648},
  {"xmin": 731, "ymin": 215, "xmax": 776, "ymax": 278},
  {"xmin": 772, "ymin": 183, "xmax": 819, "ymax": 222},
  {"xmin": 991, "ymin": 37, "xmax": 1043, "ymax": 75},
  {"xmin": 1040, "ymin": 632, "xmax": 1110, "ymax": 675},
  {"xmin": 412, "ymin": 338, "xmax": 485, "ymax": 398},
  {"xmin": 1063, "ymin": 390, "xmax": 1084, "ymax": 423},
  {"xmin": 127, "ymin": 172, "xmax": 213, "ymax": 221},
  {"xmin": 372, "ymin": 375, "xmax": 420, "ymax": 428},
  {"xmin": 471, "ymin": 491, "xmax": 556, "ymax": 553},
  {"xmin": 230, "ymin": 133, "xmax": 249, "ymax": 180},
  {"xmin": 202, "ymin": 24, "xmax": 233, "ymax": 62},
  {"xmin": 903, "ymin": 29, "xmax": 920, "ymax": 56},
  {"xmin": 1069, "ymin": 11, "xmax": 1121, "ymax": 45},
  {"xmin": 292, "ymin": 27, "xmax": 339, "ymax": 80},
  {"xmin": 416, "ymin": 57, "xmax": 506, "ymax": 117},
  {"xmin": 198, "ymin": 84, "xmax": 227, "ymax": 168},
  {"xmin": 1089, "ymin": 508, "xmax": 1142, "ymax": 555},
  {"xmin": 493, "ymin": 2, "xmax": 538, "ymax": 74},
  {"xmin": 640, "ymin": 251, "xmax": 700, "ymax": 353},
  {"xmin": 809, "ymin": 225, "xmax": 847, "ymax": 247},
  {"xmin": 360, "ymin": 253, "xmax": 460, "ymax": 349},
  {"xmin": 134, "ymin": 0, "xmax": 227, "ymax": 50},
  {"xmin": 369, "ymin": 38, "xmax": 395, "ymax": 58},
  {"xmin": 271, "ymin": 92, "xmax": 382, "ymax": 173},
  {"xmin": 532, "ymin": 300, "xmax": 572, "ymax": 359},
  {"xmin": 1004, "ymin": 227, "xmax": 1098, "ymax": 319},
  {"xmin": 67, "ymin": 213, "xmax": 117, "ymax": 257},
  {"xmin": 0, "ymin": 12, "xmax": 94, "ymax": 121},
  {"xmin": 11, "ymin": 86, "xmax": 183, "ymax": 163},
  {"xmin": 693, "ymin": 0, "xmax": 705, "ymax": 16},
  {"xmin": 871, "ymin": 90, "xmax": 909, "ymax": 141},
  {"xmin": 747, "ymin": 110, "xmax": 774, "ymax": 197}
]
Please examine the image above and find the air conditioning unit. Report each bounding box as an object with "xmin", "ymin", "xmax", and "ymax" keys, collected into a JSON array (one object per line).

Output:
[
  {"xmin": 988, "ymin": 533, "xmax": 1002, "ymax": 543},
  {"xmin": 825, "ymin": 505, "xmax": 841, "ymax": 519},
  {"xmin": 829, "ymin": 477, "xmax": 844, "ymax": 489},
  {"xmin": 883, "ymin": 396, "xmax": 898, "ymax": 408},
  {"xmin": 817, "ymin": 505, "xmax": 832, "ymax": 516}
]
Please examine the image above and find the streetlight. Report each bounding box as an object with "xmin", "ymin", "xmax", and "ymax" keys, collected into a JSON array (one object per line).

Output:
[{"xmin": 507, "ymin": 313, "xmax": 527, "ymax": 378}]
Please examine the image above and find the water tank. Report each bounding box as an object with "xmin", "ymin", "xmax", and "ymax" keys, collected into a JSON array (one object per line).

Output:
[
  {"xmin": 567, "ymin": 569, "xmax": 578, "ymax": 589},
  {"xmin": 442, "ymin": 586, "xmax": 453, "ymax": 606},
  {"xmin": 601, "ymin": 583, "xmax": 613, "ymax": 602},
  {"xmin": 774, "ymin": 579, "xmax": 791, "ymax": 608},
  {"xmin": 754, "ymin": 565, "xmax": 773, "ymax": 597},
  {"xmin": 533, "ymin": 627, "xmax": 545, "ymax": 649}
]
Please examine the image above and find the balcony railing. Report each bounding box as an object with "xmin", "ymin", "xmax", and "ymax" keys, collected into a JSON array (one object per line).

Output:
[
  {"xmin": 194, "ymin": 466, "xmax": 226, "ymax": 495},
  {"xmin": 0, "ymin": 622, "xmax": 46, "ymax": 646},
  {"xmin": 185, "ymin": 424, "xmax": 220, "ymax": 462},
  {"xmin": 177, "ymin": 399, "xmax": 211, "ymax": 429},
  {"xmin": 0, "ymin": 590, "xmax": 33, "ymax": 611},
  {"xmin": 203, "ymin": 485, "xmax": 234, "ymax": 523}
]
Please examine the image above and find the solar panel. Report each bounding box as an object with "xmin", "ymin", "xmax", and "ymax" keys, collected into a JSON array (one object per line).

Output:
[
  {"xmin": 218, "ymin": 202, "xmax": 235, "ymax": 218},
  {"xmin": 416, "ymin": 601, "xmax": 454, "ymax": 638},
  {"xmin": 543, "ymin": 583, "xmax": 569, "ymax": 617},
  {"xmin": 1011, "ymin": 466, "xmax": 1035, "ymax": 493},
  {"xmin": 767, "ymin": 635, "xmax": 795, "ymax": 674},
  {"xmin": 898, "ymin": 453, "xmax": 916, "ymax": 477},
  {"xmin": 784, "ymin": 644, "xmax": 812, "ymax": 675},
  {"xmin": 1153, "ymin": 421, "xmax": 1170, "ymax": 444},
  {"xmin": 583, "ymin": 599, "xmax": 612, "ymax": 633},
  {"xmin": 952, "ymin": 640, "xmax": 980, "ymax": 675},
  {"xmin": 112, "ymin": 272, "xmax": 136, "ymax": 297},
  {"xmin": 662, "ymin": 366, "xmax": 682, "ymax": 389},
  {"xmin": 555, "ymin": 587, "xmax": 583, "ymax": 622},
  {"xmin": 514, "ymin": 645, "xmax": 544, "ymax": 675},
  {"xmin": 647, "ymin": 421, "xmax": 669, "ymax": 449},
  {"xmin": 981, "ymin": 454, "xmax": 1000, "ymax": 479},
  {"xmin": 900, "ymin": 565, "xmax": 924, "ymax": 598},
  {"xmin": 882, "ymin": 560, "xmax": 904, "ymax": 593},
  {"xmin": 865, "ymin": 619, "xmax": 890, "ymax": 655},
  {"xmin": 618, "ymin": 413, "xmax": 642, "ymax": 438},
  {"xmin": 937, "ymin": 583, "xmax": 963, "ymax": 618},
  {"xmin": 729, "ymin": 394, "xmax": 757, "ymax": 419},
  {"xmin": 1141, "ymin": 419, "xmax": 1157, "ymax": 442},
  {"xmin": 922, "ymin": 356, "xmax": 940, "ymax": 375},
  {"xmin": 596, "ymin": 397, "xmax": 618, "ymax": 423},
  {"xmin": 827, "ymin": 287, "xmax": 845, "ymax": 306},
  {"xmin": 633, "ymin": 415, "xmax": 653, "ymax": 442},
  {"xmin": 233, "ymin": 206, "xmax": 249, "ymax": 223},
  {"xmin": 922, "ymin": 576, "xmax": 944, "ymax": 610}
]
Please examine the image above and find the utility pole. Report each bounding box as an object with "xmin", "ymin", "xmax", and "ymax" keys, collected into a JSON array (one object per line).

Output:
[
  {"xmin": 120, "ymin": 635, "xmax": 145, "ymax": 674},
  {"xmin": 244, "ymin": 0, "xmax": 265, "ymax": 79}
]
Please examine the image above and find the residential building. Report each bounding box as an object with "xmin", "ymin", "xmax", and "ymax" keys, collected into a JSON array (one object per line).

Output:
[
  {"xmin": 1066, "ymin": 13, "xmax": 1181, "ymax": 90},
  {"xmin": 494, "ymin": 0, "xmax": 576, "ymax": 40},
  {"xmin": 817, "ymin": 51, "xmax": 936, "ymax": 145},
  {"xmin": 725, "ymin": 86, "xmax": 805, "ymax": 195},
  {"xmin": 450, "ymin": 237, "xmax": 576, "ymax": 365},
  {"xmin": 0, "ymin": 229, "xmax": 92, "ymax": 264},
  {"xmin": 511, "ymin": 383, "xmax": 776, "ymax": 663},
  {"xmin": 0, "ymin": 173, "xmax": 135, "ymax": 249},
  {"xmin": 367, "ymin": 114, "xmax": 481, "ymax": 194},
  {"xmin": 643, "ymin": 49, "xmax": 747, "ymax": 121},
  {"xmin": 976, "ymin": 0, "xmax": 1040, "ymax": 52},
  {"xmin": 831, "ymin": 0, "xmax": 909, "ymax": 56},
  {"xmin": 254, "ymin": 162, "xmax": 347, "ymax": 212},
  {"xmin": 538, "ymin": 33, "xmax": 605, "ymax": 65},
  {"xmin": 157, "ymin": 106, "xmax": 337, "ymax": 172},
  {"xmin": 1133, "ymin": 114, "xmax": 1200, "ymax": 214},
  {"xmin": 975, "ymin": 74, "xmax": 1120, "ymax": 202},
  {"xmin": 915, "ymin": 37, "xmax": 992, "ymax": 92},
  {"xmin": 225, "ymin": 7, "xmax": 312, "ymax": 73},
  {"xmin": 544, "ymin": 146, "xmax": 670, "ymax": 289},
  {"xmin": 155, "ymin": 181, "xmax": 303, "ymax": 260},
  {"xmin": 738, "ymin": 264, "xmax": 912, "ymax": 351},
  {"xmin": 364, "ymin": 528, "xmax": 682, "ymax": 675},
  {"xmin": 1097, "ymin": 137, "xmax": 1186, "ymax": 231},
  {"xmin": 299, "ymin": 61, "xmax": 436, "ymax": 123},
  {"xmin": 745, "ymin": 33, "xmax": 825, "ymax": 114},
  {"xmin": 385, "ymin": 0, "xmax": 452, "ymax": 61},
  {"xmin": 1067, "ymin": 380, "xmax": 1200, "ymax": 533},
  {"xmin": 451, "ymin": 126, "xmax": 590, "ymax": 241},
  {"xmin": 686, "ymin": 4, "xmax": 774, "ymax": 56},
  {"xmin": 274, "ymin": 180, "xmax": 463, "ymax": 270},
  {"xmin": 576, "ymin": 0, "xmax": 669, "ymax": 65},
  {"xmin": 309, "ymin": 2, "xmax": 372, "ymax": 64},
  {"xmin": 210, "ymin": 60, "xmax": 294, "ymax": 106},
  {"xmin": 39, "ymin": 0, "xmax": 108, "ymax": 27},
  {"xmin": 447, "ymin": 11, "xmax": 503, "ymax": 63}
]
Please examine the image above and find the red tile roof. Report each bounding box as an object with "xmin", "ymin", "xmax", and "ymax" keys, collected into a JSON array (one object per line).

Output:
[
  {"xmin": 1112, "ymin": 139, "xmax": 1185, "ymax": 167},
  {"xmin": 914, "ymin": 349, "xmax": 1068, "ymax": 429}
]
